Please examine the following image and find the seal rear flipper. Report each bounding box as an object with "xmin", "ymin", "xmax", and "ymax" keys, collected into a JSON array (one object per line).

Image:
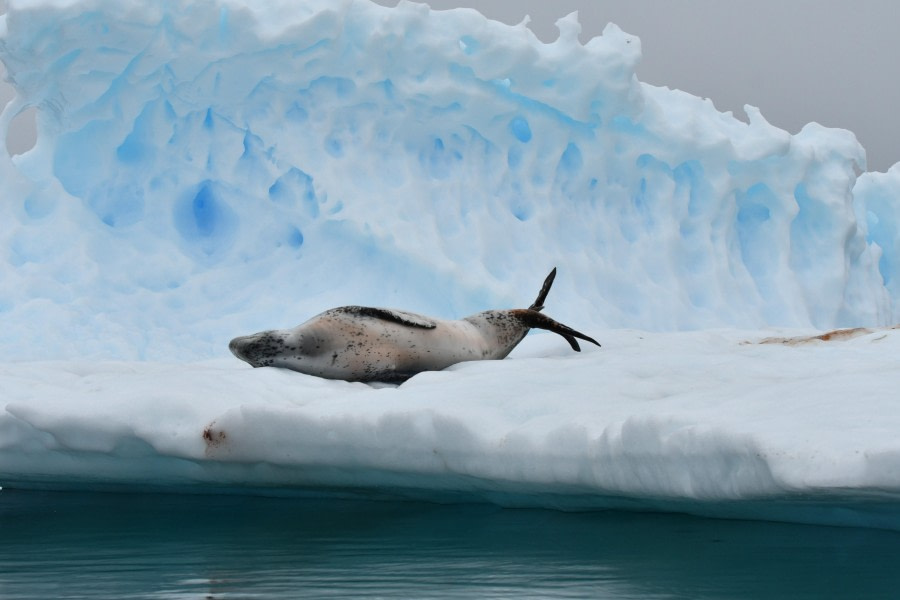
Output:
[
  {"xmin": 528, "ymin": 267, "xmax": 557, "ymax": 312},
  {"xmin": 561, "ymin": 333, "xmax": 582, "ymax": 352},
  {"xmin": 511, "ymin": 309, "xmax": 601, "ymax": 351}
]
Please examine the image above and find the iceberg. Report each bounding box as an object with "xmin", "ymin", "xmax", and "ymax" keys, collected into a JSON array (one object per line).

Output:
[{"xmin": 1, "ymin": 0, "xmax": 899, "ymax": 529}]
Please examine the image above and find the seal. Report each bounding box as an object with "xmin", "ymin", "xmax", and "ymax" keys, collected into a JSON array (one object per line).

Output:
[{"xmin": 229, "ymin": 268, "xmax": 599, "ymax": 383}]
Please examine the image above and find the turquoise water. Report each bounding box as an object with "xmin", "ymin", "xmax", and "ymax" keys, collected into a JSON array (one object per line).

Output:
[{"xmin": 2, "ymin": 490, "xmax": 899, "ymax": 599}]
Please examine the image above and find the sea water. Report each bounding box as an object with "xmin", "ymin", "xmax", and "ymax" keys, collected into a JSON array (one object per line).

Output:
[{"xmin": 2, "ymin": 489, "xmax": 899, "ymax": 599}]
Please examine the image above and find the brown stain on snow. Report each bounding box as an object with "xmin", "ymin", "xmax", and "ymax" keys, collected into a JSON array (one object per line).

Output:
[
  {"xmin": 751, "ymin": 325, "xmax": 899, "ymax": 346},
  {"xmin": 203, "ymin": 421, "xmax": 227, "ymax": 452}
]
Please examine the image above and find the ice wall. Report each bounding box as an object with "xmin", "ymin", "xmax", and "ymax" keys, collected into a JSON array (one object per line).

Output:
[{"xmin": 0, "ymin": 0, "xmax": 898, "ymax": 361}]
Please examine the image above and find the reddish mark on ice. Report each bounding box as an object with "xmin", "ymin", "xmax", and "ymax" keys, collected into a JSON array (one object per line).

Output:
[{"xmin": 202, "ymin": 421, "xmax": 227, "ymax": 450}]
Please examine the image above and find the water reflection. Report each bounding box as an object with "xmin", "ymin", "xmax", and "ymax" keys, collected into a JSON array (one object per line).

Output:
[{"xmin": 1, "ymin": 489, "xmax": 899, "ymax": 599}]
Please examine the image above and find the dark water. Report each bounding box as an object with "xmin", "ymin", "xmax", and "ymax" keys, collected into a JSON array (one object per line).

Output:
[{"xmin": 2, "ymin": 490, "xmax": 899, "ymax": 599}]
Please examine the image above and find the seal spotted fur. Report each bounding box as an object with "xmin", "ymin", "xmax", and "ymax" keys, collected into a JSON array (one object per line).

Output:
[{"xmin": 229, "ymin": 268, "xmax": 599, "ymax": 383}]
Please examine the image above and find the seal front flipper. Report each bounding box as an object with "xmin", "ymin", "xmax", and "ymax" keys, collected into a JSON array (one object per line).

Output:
[
  {"xmin": 332, "ymin": 306, "xmax": 437, "ymax": 329},
  {"xmin": 511, "ymin": 309, "xmax": 601, "ymax": 351}
]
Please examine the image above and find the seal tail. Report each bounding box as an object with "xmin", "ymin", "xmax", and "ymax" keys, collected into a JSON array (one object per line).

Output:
[
  {"xmin": 511, "ymin": 309, "xmax": 601, "ymax": 352},
  {"xmin": 529, "ymin": 267, "xmax": 557, "ymax": 312}
]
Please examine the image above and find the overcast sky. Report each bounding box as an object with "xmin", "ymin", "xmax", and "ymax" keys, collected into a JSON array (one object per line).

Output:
[{"xmin": 3, "ymin": 1, "xmax": 899, "ymax": 171}]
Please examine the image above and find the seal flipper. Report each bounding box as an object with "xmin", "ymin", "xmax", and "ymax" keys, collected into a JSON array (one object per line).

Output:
[
  {"xmin": 511, "ymin": 309, "xmax": 601, "ymax": 351},
  {"xmin": 529, "ymin": 267, "xmax": 557, "ymax": 312},
  {"xmin": 333, "ymin": 306, "xmax": 437, "ymax": 329},
  {"xmin": 560, "ymin": 333, "xmax": 582, "ymax": 352}
]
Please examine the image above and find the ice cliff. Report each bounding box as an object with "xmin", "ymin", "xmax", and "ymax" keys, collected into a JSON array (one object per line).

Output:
[{"xmin": 0, "ymin": 0, "xmax": 897, "ymax": 361}]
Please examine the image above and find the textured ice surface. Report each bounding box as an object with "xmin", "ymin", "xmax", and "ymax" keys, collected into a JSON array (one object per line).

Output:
[
  {"xmin": 2, "ymin": 0, "xmax": 900, "ymax": 528},
  {"xmin": 0, "ymin": 0, "xmax": 898, "ymax": 361},
  {"xmin": 3, "ymin": 330, "xmax": 900, "ymax": 530}
]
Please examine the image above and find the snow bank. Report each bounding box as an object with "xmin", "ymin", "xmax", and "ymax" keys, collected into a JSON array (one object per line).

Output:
[{"xmin": 3, "ymin": 330, "xmax": 900, "ymax": 529}]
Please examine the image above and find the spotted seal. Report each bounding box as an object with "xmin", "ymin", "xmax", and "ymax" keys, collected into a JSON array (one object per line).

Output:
[{"xmin": 229, "ymin": 268, "xmax": 599, "ymax": 383}]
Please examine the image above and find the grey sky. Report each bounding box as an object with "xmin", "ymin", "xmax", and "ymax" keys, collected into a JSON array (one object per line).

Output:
[{"xmin": 3, "ymin": 1, "xmax": 899, "ymax": 171}]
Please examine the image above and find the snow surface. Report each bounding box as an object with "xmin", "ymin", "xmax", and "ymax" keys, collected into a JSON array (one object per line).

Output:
[
  {"xmin": 1, "ymin": 0, "xmax": 900, "ymax": 528},
  {"xmin": 4, "ymin": 330, "xmax": 900, "ymax": 529}
]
